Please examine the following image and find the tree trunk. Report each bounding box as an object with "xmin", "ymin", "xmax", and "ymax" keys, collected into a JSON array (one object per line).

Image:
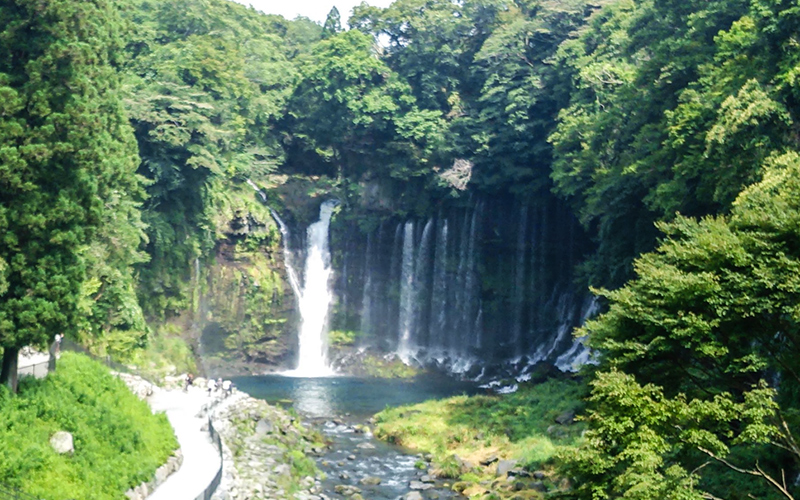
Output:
[{"xmin": 0, "ymin": 346, "xmax": 19, "ymax": 393}]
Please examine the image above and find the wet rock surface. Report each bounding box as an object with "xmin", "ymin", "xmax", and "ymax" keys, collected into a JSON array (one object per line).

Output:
[{"xmin": 211, "ymin": 395, "xmax": 324, "ymax": 500}]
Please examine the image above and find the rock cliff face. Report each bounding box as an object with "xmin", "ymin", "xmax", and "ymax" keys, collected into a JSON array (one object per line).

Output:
[{"xmin": 191, "ymin": 183, "xmax": 300, "ymax": 375}]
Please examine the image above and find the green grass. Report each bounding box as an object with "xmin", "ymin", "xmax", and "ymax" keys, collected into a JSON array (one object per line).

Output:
[
  {"xmin": 361, "ymin": 354, "xmax": 421, "ymax": 378},
  {"xmin": 0, "ymin": 352, "xmax": 178, "ymax": 500},
  {"xmin": 328, "ymin": 329, "xmax": 359, "ymax": 347},
  {"xmin": 374, "ymin": 378, "xmax": 587, "ymax": 498}
]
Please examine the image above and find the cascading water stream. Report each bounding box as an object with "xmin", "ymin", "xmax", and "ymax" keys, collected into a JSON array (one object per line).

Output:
[
  {"xmin": 246, "ymin": 178, "xmax": 269, "ymax": 203},
  {"xmin": 284, "ymin": 200, "xmax": 339, "ymax": 377},
  {"xmin": 397, "ymin": 221, "xmax": 416, "ymax": 362},
  {"xmin": 245, "ymin": 178, "xmax": 302, "ymax": 299},
  {"xmin": 269, "ymin": 208, "xmax": 302, "ymax": 299}
]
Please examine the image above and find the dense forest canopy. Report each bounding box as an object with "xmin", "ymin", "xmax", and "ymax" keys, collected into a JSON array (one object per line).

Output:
[{"xmin": 1, "ymin": 0, "xmax": 799, "ymax": 496}]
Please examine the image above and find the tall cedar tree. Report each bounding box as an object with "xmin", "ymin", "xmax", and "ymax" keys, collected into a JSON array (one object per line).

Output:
[{"xmin": 0, "ymin": 0, "xmax": 140, "ymax": 391}]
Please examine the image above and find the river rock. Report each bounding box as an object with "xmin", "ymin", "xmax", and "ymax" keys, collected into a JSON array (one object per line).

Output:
[
  {"xmin": 50, "ymin": 431, "xmax": 74, "ymax": 454},
  {"xmin": 273, "ymin": 463, "xmax": 291, "ymax": 477},
  {"xmin": 347, "ymin": 454, "xmax": 357, "ymax": 460},
  {"xmin": 359, "ymin": 476, "xmax": 382, "ymax": 486},
  {"xmin": 404, "ymin": 492, "xmax": 424, "ymax": 500},
  {"xmin": 533, "ymin": 471, "xmax": 546, "ymax": 480},
  {"xmin": 356, "ymin": 442, "xmax": 375, "ymax": 449},
  {"xmin": 456, "ymin": 454, "xmax": 476, "ymax": 471},
  {"xmin": 531, "ymin": 481, "xmax": 547, "ymax": 492},
  {"xmin": 255, "ymin": 418, "xmax": 273, "ymax": 435},
  {"xmin": 334, "ymin": 484, "xmax": 362, "ymax": 496},
  {"xmin": 419, "ymin": 474, "xmax": 435, "ymax": 483},
  {"xmin": 480, "ymin": 455, "xmax": 499, "ymax": 466},
  {"xmin": 409, "ymin": 480, "xmax": 434, "ymax": 491},
  {"xmin": 555, "ymin": 410, "xmax": 575, "ymax": 425},
  {"xmin": 495, "ymin": 459, "xmax": 518, "ymax": 477}
]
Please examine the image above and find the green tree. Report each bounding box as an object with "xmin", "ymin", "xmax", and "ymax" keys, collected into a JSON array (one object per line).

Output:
[
  {"xmin": 549, "ymin": 0, "xmax": 758, "ymax": 287},
  {"xmin": 0, "ymin": 0, "xmax": 141, "ymax": 391},
  {"xmin": 284, "ymin": 29, "xmax": 446, "ymax": 186},
  {"xmin": 322, "ymin": 6, "xmax": 343, "ymax": 39},
  {"xmin": 120, "ymin": 0, "xmax": 301, "ymax": 318},
  {"xmin": 562, "ymin": 152, "xmax": 800, "ymax": 499}
]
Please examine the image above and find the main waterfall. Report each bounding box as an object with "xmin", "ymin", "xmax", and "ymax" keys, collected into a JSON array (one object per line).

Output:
[{"xmin": 284, "ymin": 200, "xmax": 338, "ymax": 377}]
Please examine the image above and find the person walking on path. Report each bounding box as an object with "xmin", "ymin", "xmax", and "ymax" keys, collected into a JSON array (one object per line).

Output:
[{"xmin": 206, "ymin": 378, "xmax": 216, "ymax": 396}]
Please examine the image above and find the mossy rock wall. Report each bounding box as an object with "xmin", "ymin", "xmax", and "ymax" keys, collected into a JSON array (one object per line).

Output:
[{"xmin": 195, "ymin": 181, "xmax": 300, "ymax": 374}]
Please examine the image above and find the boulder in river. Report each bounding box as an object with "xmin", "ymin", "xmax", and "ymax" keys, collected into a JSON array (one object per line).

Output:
[
  {"xmin": 409, "ymin": 480, "xmax": 434, "ymax": 490},
  {"xmin": 359, "ymin": 476, "xmax": 382, "ymax": 486},
  {"xmin": 334, "ymin": 484, "xmax": 362, "ymax": 496},
  {"xmin": 495, "ymin": 459, "xmax": 518, "ymax": 477}
]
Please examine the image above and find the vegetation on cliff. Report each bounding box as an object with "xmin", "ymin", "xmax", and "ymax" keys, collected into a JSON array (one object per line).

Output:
[{"xmin": 0, "ymin": 353, "xmax": 177, "ymax": 499}]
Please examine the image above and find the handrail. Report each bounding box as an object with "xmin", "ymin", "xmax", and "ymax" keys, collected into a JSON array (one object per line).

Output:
[
  {"xmin": 194, "ymin": 416, "xmax": 223, "ymax": 500},
  {"xmin": 59, "ymin": 339, "xmax": 156, "ymax": 384}
]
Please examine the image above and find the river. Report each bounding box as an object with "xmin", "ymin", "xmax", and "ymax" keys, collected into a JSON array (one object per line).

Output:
[{"xmin": 231, "ymin": 374, "xmax": 480, "ymax": 499}]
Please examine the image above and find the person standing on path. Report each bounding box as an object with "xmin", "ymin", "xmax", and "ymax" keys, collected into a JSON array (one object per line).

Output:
[{"xmin": 206, "ymin": 378, "xmax": 216, "ymax": 396}]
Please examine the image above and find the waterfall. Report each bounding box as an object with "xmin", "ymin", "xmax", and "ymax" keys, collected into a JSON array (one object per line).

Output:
[
  {"xmin": 512, "ymin": 205, "xmax": 528, "ymax": 355},
  {"xmin": 269, "ymin": 209, "xmax": 302, "ymax": 299},
  {"xmin": 360, "ymin": 233, "xmax": 374, "ymax": 337},
  {"xmin": 413, "ymin": 218, "xmax": 434, "ymax": 347},
  {"xmin": 429, "ymin": 218, "xmax": 449, "ymax": 350},
  {"xmin": 286, "ymin": 200, "xmax": 338, "ymax": 377},
  {"xmin": 466, "ymin": 202, "xmax": 481, "ymax": 351},
  {"xmin": 555, "ymin": 297, "xmax": 599, "ymax": 372},
  {"xmin": 246, "ymin": 178, "xmax": 268, "ymax": 203},
  {"xmin": 333, "ymin": 195, "xmax": 596, "ymax": 377},
  {"xmin": 397, "ymin": 221, "xmax": 416, "ymax": 361}
]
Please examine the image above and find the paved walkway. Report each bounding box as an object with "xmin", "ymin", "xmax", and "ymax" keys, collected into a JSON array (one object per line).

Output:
[
  {"xmin": 146, "ymin": 387, "xmax": 222, "ymax": 500},
  {"xmin": 17, "ymin": 347, "xmax": 52, "ymax": 379}
]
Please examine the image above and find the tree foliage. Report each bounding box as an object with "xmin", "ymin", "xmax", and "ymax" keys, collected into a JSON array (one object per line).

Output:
[
  {"xmin": 563, "ymin": 153, "xmax": 800, "ymax": 499},
  {"xmin": 0, "ymin": 0, "xmax": 143, "ymax": 389}
]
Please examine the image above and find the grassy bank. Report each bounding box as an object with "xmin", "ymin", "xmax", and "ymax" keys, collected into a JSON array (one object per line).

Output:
[
  {"xmin": 0, "ymin": 352, "xmax": 177, "ymax": 499},
  {"xmin": 374, "ymin": 378, "xmax": 586, "ymax": 499}
]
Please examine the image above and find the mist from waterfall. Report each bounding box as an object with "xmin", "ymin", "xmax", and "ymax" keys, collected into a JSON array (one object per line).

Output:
[{"xmin": 284, "ymin": 200, "xmax": 338, "ymax": 377}]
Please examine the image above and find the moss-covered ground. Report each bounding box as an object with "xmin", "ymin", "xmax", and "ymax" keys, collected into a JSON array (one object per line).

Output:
[
  {"xmin": 374, "ymin": 378, "xmax": 587, "ymax": 499},
  {"xmin": 0, "ymin": 352, "xmax": 178, "ymax": 499}
]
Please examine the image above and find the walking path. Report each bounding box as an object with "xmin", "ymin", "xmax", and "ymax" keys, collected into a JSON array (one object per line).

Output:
[
  {"xmin": 146, "ymin": 386, "xmax": 222, "ymax": 500},
  {"xmin": 17, "ymin": 347, "xmax": 52, "ymax": 379}
]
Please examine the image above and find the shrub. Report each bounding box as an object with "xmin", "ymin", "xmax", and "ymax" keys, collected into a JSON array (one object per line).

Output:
[{"xmin": 0, "ymin": 352, "xmax": 178, "ymax": 499}]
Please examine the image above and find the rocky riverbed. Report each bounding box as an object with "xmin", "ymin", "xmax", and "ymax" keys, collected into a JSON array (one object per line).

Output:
[
  {"xmin": 312, "ymin": 417, "xmax": 467, "ymax": 500},
  {"xmin": 210, "ymin": 394, "xmax": 326, "ymax": 500}
]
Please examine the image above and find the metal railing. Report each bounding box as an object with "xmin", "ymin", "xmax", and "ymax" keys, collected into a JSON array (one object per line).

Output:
[
  {"xmin": 194, "ymin": 416, "xmax": 224, "ymax": 500},
  {"xmin": 16, "ymin": 361, "xmax": 49, "ymax": 379},
  {"xmin": 59, "ymin": 339, "xmax": 149, "ymax": 380}
]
